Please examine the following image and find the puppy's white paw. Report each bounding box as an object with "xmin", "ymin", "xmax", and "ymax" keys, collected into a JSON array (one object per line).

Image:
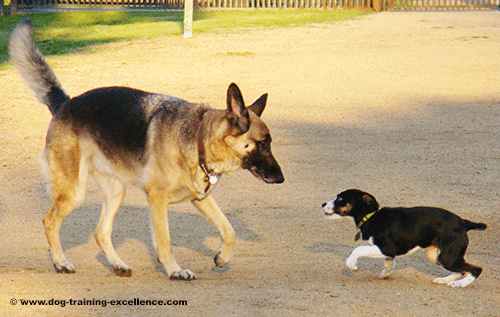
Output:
[
  {"xmin": 346, "ymin": 256, "xmax": 358, "ymax": 271},
  {"xmin": 448, "ymin": 274, "xmax": 475, "ymax": 288},
  {"xmin": 380, "ymin": 269, "xmax": 391, "ymax": 279}
]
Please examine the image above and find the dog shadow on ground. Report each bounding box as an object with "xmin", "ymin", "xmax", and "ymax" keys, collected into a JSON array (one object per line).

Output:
[
  {"xmin": 59, "ymin": 203, "xmax": 261, "ymax": 274},
  {"xmin": 307, "ymin": 241, "xmax": 449, "ymax": 278}
]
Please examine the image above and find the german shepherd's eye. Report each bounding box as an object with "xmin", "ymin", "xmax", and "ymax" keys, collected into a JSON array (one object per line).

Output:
[{"xmin": 255, "ymin": 134, "xmax": 272, "ymax": 150}]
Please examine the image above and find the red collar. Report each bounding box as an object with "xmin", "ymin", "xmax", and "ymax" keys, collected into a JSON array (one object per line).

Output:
[{"xmin": 197, "ymin": 122, "xmax": 217, "ymax": 193}]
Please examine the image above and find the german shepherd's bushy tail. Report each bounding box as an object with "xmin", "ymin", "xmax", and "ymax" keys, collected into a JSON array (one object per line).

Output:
[{"xmin": 9, "ymin": 18, "xmax": 70, "ymax": 115}]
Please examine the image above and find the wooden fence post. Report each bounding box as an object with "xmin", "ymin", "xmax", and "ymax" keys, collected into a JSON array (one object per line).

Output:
[
  {"xmin": 10, "ymin": 0, "xmax": 18, "ymax": 14},
  {"xmin": 372, "ymin": 0, "xmax": 382, "ymax": 10},
  {"xmin": 183, "ymin": 0, "xmax": 193, "ymax": 37}
]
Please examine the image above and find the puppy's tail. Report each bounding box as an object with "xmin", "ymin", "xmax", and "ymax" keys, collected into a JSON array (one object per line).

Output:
[
  {"xmin": 464, "ymin": 220, "xmax": 487, "ymax": 232},
  {"xmin": 9, "ymin": 18, "xmax": 70, "ymax": 116}
]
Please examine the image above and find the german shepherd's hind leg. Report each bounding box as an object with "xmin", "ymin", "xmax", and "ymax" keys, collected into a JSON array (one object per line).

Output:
[
  {"xmin": 192, "ymin": 195, "xmax": 235, "ymax": 271},
  {"xmin": 44, "ymin": 198, "xmax": 80, "ymax": 273},
  {"xmin": 147, "ymin": 188, "xmax": 195, "ymax": 280},
  {"xmin": 42, "ymin": 132, "xmax": 88, "ymax": 273},
  {"xmin": 93, "ymin": 172, "xmax": 132, "ymax": 277}
]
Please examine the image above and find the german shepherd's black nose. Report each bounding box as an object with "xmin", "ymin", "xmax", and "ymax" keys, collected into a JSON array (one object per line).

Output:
[
  {"xmin": 242, "ymin": 144, "xmax": 284, "ymax": 184},
  {"xmin": 265, "ymin": 171, "xmax": 284, "ymax": 184}
]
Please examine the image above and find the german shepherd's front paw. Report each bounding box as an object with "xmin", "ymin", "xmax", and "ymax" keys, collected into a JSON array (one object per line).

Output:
[
  {"xmin": 212, "ymin": 263, "xmax": 230, "ymax": 274},
  {"xmin": 112, "ymin": 265, "xmax": 132, "ymax": 277},
  {"xmin": 214, "ymin": 252, "xmax": 231, "ymax": 268},
  {"xmin": 54, "ymin": 261, "xmax": 76, "ymax": 274},
  {"xmin": 169, "ymin": 269, "xmax": 196, "ymax": 281}
]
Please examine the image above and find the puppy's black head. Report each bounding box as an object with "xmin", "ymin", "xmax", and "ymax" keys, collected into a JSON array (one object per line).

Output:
[{"xmin": 322, "ymin": 189, "xmax": 379, "ymax": 220}]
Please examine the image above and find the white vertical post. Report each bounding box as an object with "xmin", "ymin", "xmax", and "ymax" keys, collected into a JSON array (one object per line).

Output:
[{"xmin": 183, "ymin": 0, "xmax": 193, "ymax": 38}]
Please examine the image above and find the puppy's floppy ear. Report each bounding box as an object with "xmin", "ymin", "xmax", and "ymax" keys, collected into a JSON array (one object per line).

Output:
[
  {"xmin": 247, "ymin": 93, "xmax": 267, "ymax": 117},
  {"xmin": 362, "ymin": 193, "xmax": 379, "ymax": 211},
  {"xmin": 226, "ymin": 83, "xmax": 250, "ymax": 135}
]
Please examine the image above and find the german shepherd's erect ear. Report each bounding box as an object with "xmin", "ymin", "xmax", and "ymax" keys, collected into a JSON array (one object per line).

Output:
[
  {"xmin": 226, "ymin": 83, "xmax": 251, "ymax": 135},
  {"xmin": 247, "ymin": 93, "xmax": 268, "ymax": 117}
]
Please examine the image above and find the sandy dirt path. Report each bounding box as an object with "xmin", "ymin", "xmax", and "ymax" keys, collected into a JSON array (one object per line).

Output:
[{"xmin": 1, "ymin": 10, "xmax": 500, "ymax": 316}]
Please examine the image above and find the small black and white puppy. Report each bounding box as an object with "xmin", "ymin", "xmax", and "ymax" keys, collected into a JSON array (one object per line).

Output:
[{"xmin": 322, "ymin": 189, "xmax": 487, "ymax": 288}]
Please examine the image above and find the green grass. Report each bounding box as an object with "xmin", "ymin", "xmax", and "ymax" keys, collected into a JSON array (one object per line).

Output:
[
  {"xmin": 193, "ymin": 9, "xmax": 369, "ymax": 31},
  {"xmin": 1, "ymin": 9, "xmax": 370, "ymax": 65}
]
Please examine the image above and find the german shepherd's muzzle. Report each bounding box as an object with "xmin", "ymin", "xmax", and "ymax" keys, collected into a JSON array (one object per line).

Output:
[
  {"xmin": 9, "ymin": 18, "xmax": 284, "ymax": 280},
  {"xmin": 242, "ymin": 134, "xmax": 283, "ymax": 184}
]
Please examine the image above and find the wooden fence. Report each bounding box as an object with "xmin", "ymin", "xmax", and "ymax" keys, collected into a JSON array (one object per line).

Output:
[
  {"xmin": 18, "ymin": 0, "xmax": 184, "ymax": 8},
  {"xmin": 389, "ymin": 0, "xmax": 499, "ymax": 9},
  {"xmin": 198, "ymin": 0, "xmax": 370, "ymax": 8},
  {"xmin": 17, "ymin": 0, "xmax": 373, "ymax": 9},
  {"xmin": 16, "ymin": 0, "xmax": 500, "ymax": 9}
]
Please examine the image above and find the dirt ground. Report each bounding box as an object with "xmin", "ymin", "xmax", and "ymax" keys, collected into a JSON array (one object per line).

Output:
[{"xmin": 1, "ymin": 10, "xmax": 500, "ymax": 316}]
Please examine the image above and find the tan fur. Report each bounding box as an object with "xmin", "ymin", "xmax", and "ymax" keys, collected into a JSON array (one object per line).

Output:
[
  {"xmin": 425, "ymin": 245, "xmax": 440, "ymax": 264},
  {"xmin": 335, "ymin": 203, "xmax": 353, "ymax": 216},
  {"xmin": 40, "ymin": 89, "xmax": 280, "ymax": 280},
  {"xmin": 10, "ymin": 18, "xmax": 282, "ymax": 281}
]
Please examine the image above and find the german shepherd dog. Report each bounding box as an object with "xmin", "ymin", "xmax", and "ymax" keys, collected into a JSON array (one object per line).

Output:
[{"xmin": 9, "ymin": 18, "xmax": 284, "ymax": 280}]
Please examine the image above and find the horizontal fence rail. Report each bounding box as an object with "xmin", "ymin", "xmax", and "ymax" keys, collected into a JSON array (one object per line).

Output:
[
  {"xmin": 16, "ymin": 0, "xmax": 500, "ymax": 9},
  {"xmin": 19, "ymin": 0, "xmax": 184, "ymax": 8},
  {"xmin": 389, "ymin": 0, "xmax": 499, "ymax": 9},
  {"xmin": 198, "ymin": 0, "xmax": 370, "ymax": 8},
  {"xmin": 17, "ymin": 0, "xmax": 373, "ymax": 9}
]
